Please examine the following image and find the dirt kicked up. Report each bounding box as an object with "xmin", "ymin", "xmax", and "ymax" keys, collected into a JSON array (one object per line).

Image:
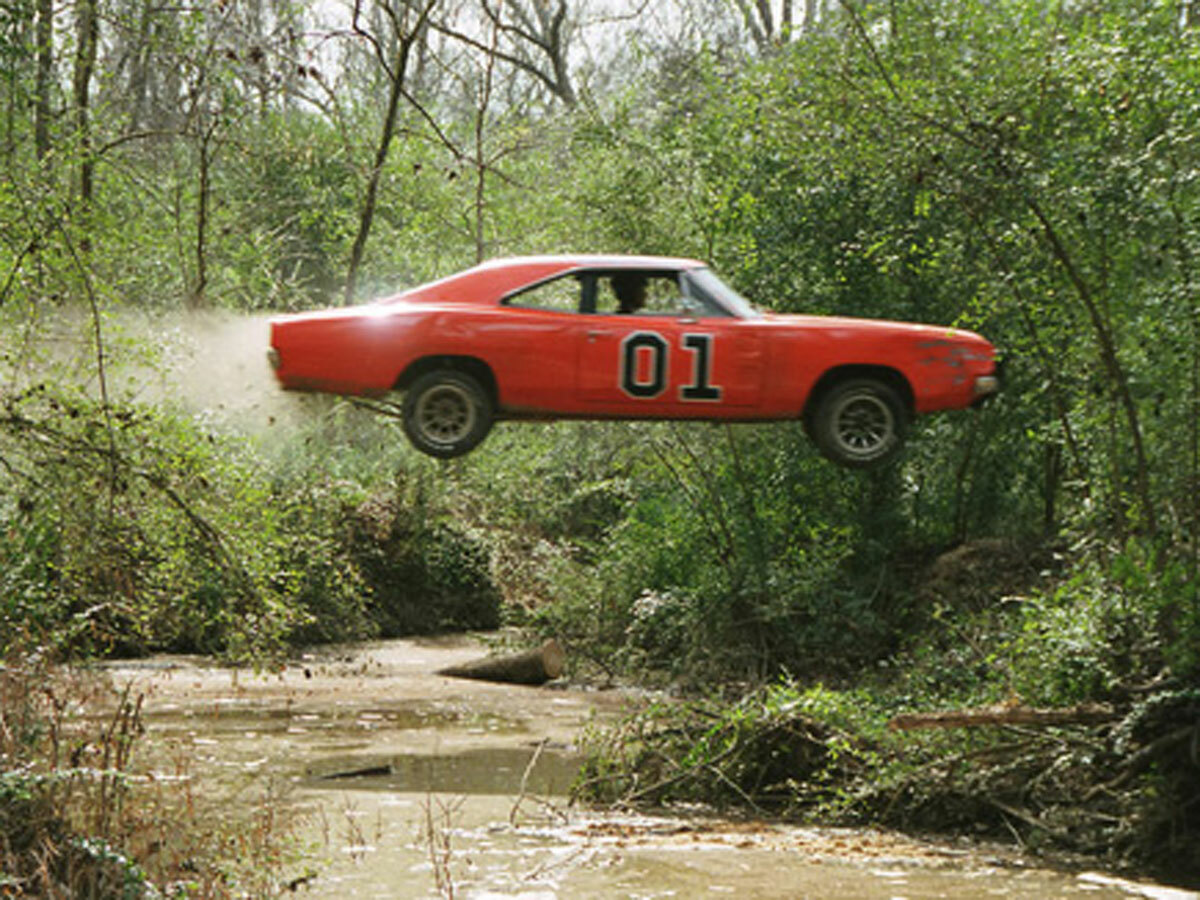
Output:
[{"xmin": 99, "ymin": 636, "xmax": 1194, "ymax": 899}]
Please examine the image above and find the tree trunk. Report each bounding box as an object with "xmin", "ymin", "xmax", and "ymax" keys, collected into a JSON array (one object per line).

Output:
[
  {"xmin": 1183, "ymin": 0, "xmax": 1200, "ymax": 30},
  {"xmin": 437, "ymin": 639, "xmax": 565, "ymax": 686},
  {"xmin": 127, "ymin": 3, "xmax": 154, "ymax": 131},
  {"xmin": 802, "ymin": 0, "xmax": 818, "ymax": 33},
  {"xmin": 73, "ymin": 0, "xmax": 99, "ymax": 253},
  {"xmin": 470, "ymin": 18, "xmax": 498, "ymax": 264},
  {"xmin": 344, "ymin": 0, "xmax": 438, "ymax": 306},
  {"xmin": 188, "ymin": 131, "xmax": 212, "ymax": 309},
  {"xmin": 1026, "ymin": 199, "xmax": 1157, "ymax": 536},
  {"xmin": 343, "ymin": 58, "xmax": 405, "ymax": 306},
  {"xmin": 888, "ymin": 704, "xmax": 1118, "ymax": 731},
  {"xmin": 34, "ymin": 0, "xmax": 53, "ymax": 164}
]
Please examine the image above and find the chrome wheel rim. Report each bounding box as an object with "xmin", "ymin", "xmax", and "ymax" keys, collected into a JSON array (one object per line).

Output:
[
  {"xmin": 832, "ymin": 391, "xmax": 894, "ymax": 458},
  {"xmin": 414, "ymin": 383, "xmax": 475, "ymax": 445}
]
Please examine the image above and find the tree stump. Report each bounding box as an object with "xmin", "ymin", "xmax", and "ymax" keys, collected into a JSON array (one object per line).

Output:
[{"xmin": 436, "ymin": 639, "xmax": 565, "ymax": 686}]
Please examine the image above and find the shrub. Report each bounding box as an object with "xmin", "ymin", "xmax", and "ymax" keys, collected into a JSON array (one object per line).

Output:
[
  {"xmin": 0, "ymin": 386, "xmax": 372, "ymax": 660},
  {"xmin": 345, "ymin": 487, "xmax": 501, "ymax": 636}
]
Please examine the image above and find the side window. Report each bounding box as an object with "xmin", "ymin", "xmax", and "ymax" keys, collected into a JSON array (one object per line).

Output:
[
  {"xmin": 679, "ymin": 273, "xmax": 733, "ymax": 318},
  {"xmin": 597, "ymin": 272, "xmax": 690, "ymax": 317},
  {"xmin": 641, "ymin": 278, "xmax": 687, "ymax": 316},
  {"xmin": 503, "ymin": 274, "xmax": 582, "ymax": 312}
]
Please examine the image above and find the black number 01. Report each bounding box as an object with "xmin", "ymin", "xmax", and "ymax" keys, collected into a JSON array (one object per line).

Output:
[{"xmin": 619, "ymin": 332, "xmax": 723, "ymax": 401}]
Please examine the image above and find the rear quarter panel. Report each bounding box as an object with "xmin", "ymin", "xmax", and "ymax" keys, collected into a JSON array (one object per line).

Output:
[
  {"xmin": 397, "ymin": 305, "xmax": 578, "ymax": 412},
  {"xmin": 270, "ymin": 307, "xmax": 421, "ymax": 395}
]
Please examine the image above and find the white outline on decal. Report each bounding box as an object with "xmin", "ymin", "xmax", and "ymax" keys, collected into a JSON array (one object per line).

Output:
[{"xmin": 619, "ymin": 331, "xmax": 669, "ymax": 399}]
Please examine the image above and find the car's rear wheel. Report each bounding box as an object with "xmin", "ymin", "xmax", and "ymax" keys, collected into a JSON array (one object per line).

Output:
[
  {"xmin": 810, "ymin": 377, "xmax": 907, "ymax": 468},
  {"xmin": 402, "ymin": 370, "xmax": 493, "ymax": 458}
]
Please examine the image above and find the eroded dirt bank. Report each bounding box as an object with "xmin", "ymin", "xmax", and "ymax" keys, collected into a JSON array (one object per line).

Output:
[{"xmin": 100, "ymin": 636, "xmax": 1194, "ymax": 899}]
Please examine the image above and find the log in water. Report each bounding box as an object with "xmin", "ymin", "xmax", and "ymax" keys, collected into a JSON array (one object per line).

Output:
[{"xmin": 436, "ymin": 638, "xmax": 565, "ymax": 686}]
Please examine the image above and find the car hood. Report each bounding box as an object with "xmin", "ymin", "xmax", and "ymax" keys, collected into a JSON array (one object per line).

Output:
[{"xmin": 759, "ymin": 311, "xmax": 992, "ymax": 348}]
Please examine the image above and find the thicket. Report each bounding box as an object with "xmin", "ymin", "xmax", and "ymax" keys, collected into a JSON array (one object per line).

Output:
[
  {"xmin": 576, "ymin": 679, "xmax": 1200, "ymax": 881},
  {"xmin": 0, "ymin": 382, "xmax": 501, "ymax": 659},
  {"xmin": 1, "ymin": 0, "xmax": 1199, "ymax": 887}
]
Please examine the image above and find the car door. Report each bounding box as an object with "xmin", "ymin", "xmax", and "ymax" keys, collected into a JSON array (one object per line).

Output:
[{"xmin": 577, "ymin": 270, "xmax": 763, "ymax": 416}]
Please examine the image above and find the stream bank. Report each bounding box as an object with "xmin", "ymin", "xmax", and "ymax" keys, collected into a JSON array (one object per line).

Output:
[{"xmin": 98, "ymin": 635, "xmax": 1194, "ymax": 899}]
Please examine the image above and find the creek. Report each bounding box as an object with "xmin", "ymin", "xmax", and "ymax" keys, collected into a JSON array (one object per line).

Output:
[{"xmin": 103, "ymin": 636, "xmax": 1194, "ymax": 899}]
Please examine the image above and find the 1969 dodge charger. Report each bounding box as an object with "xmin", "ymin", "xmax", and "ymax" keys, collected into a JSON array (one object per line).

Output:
[{"xmin": 268, "ymin": 255, "xmax": 999, "ymax": 467}]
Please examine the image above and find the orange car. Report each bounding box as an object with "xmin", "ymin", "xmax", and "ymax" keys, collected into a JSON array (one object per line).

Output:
[{"xmin": 268, "ymin": 255, "xmax": 999, "ymax": 467}]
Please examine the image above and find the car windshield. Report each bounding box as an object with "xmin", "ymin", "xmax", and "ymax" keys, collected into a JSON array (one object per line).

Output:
[{"xmin": 683, "ymin": 268, "xmax": 760, "ymax": 319}]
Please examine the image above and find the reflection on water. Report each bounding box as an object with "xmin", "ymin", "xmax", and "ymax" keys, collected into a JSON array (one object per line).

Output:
[{"xmin": 308, "ymin": 746, "xmax": 581, "ymax": 797}]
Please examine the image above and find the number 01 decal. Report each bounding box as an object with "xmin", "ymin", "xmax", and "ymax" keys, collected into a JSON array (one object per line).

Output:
[
  {"xmin": 619, "ymin": 331, "xmax": 723, "ymax": 401},
  {"xmin": 620, "ymin": 333, "xmax": 668, "ymax": 398}
]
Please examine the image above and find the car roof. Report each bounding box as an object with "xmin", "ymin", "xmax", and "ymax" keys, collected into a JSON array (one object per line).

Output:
[
  {"xmin": 380, "ymin": 254, "xmax": 708, "ymax": 306},
  {"xmin": 472, "ymin": 254, "xmax": 707, "ymax": 272}
]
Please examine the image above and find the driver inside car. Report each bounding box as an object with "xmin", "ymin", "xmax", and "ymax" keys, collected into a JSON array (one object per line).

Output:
[{"xmin": 613, "ymin": 273, "xmax": 647, "ymax": 314}]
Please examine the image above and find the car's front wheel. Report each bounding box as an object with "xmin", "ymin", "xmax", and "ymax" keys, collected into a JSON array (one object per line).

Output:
[
  {"xmin": 402, "ymin": 370, "xmax": 493, "ymax": 458},
  {"xmin": 810, "ymin": 377, "xmax": 907, "ymax": 468}
]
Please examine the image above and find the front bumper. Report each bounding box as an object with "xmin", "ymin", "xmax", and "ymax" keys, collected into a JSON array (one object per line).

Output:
[
  {"xmin": 973, "ymin": 374, "xmax": 1000, "ymax": 398},
  {"xmin": 971, "ymin": 356, "xmax": 1004, "ymax": 406}
]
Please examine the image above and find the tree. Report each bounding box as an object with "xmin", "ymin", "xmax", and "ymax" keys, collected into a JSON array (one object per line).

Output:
[
  {"xmin": 432, "ymin": 0, "xmax": 579, "ymax": 106},
  {"xmin": 72, "ymin": 0, "xmax": 98, "ymax": 250},
  {"xmin": 34, "ymin": 0, "xmax": 52, "ymax": 164},
  {"xmin": 343, "ymin": 0, "xmax": 440, "ymax": 305},
  {"xmin": 730, "ymin": 0, "xmax": 830, "ymax": 50}
]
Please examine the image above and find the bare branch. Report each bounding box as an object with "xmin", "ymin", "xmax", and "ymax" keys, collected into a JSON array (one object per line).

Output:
[
  {"xmin": 400, "ymin": 86, "xmax": 465, "ymax": 161},
  {"xmin": 436, "ymin": 0, "xmax": 577, "ymax": 105},
  {"xmin": 352, "ymin": 0, "xmax": 393, "ymax": 77},
  {"xmin": 430, "ymin": 14, "xmax": 574, "ymax": 104}
]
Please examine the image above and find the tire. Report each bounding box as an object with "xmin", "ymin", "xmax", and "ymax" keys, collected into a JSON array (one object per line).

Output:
[
  {"xmin": 810, "ymin": 377, "xmax": 908, "ymax": 468},
  {"xmin": 402, "ymin": 370, "xmax": 493, "ymax": 458}
]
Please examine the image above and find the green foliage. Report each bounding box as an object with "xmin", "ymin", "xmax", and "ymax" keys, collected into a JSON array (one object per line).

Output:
[
  {"xmin": 0, "ymin": 379, "xmax": 512, "ymax": 657},
  {"xmin": 506, "ymin": 423, "xmax": 912, "ymax": 682},
  {"xmin": 0, "ymin": 385, "xmax": 371, "ymax": 660},
  {"xmin": 343, "ymin": 483, "xmax": 501, "ymax": 636},
  {"xmin": 215, "ymin": 114, "xmax": 361, "ymax": 309},
  {"xmin": 1002, "ymin": 539, "xmax": 1199, "ymax": 703},
  {"xmin": 576, "ymin": 678, "xmax": 891, "ymax": 813},
  {"xmin": 578, "ymin": 655, "xmax": 1200, "ymax": 875}
]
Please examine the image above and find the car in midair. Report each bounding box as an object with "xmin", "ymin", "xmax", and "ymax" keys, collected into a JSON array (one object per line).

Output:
[{"xmin": 267, "ymin": 255, "xmax": 999, "ymax": 467}]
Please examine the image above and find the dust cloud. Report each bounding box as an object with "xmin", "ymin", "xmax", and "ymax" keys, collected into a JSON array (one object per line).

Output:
[
  {"xmin": 135, "ymin": 310, "xmax": 302, "ymax": 432},
  {"xmin": 1, "ymin": 307, "xmax": 324, "ymax": 436}
]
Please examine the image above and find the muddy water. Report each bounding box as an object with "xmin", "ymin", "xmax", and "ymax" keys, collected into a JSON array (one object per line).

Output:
[{"xmin": 105, "ymin": 636, "xmax": 1193, "ymax": 899}]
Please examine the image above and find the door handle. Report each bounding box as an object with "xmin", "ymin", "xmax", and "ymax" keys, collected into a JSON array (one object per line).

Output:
[{"xmin": 586, "ymin": 330, "xmax": 607, "ymax": 341}]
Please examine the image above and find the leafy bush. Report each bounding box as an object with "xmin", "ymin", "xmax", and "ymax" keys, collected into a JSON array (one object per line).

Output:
[
  {"xmin": 576, "ymin": 680, "xmax": 890, "ymax": 813},
  {"xmin": 345, "ymin": 485, "xmax": 501, "ymax": 636},
  {"xmin": 522, "ymin": 423, "xmax": 917, "ymax": 683},
  {"xmin": 0, "ymin": 386, "xmax": 373, "ymax": 660},
  {"xmin": 1000, "ymin": 539, "xmax": 1197, "ymax": 705}
]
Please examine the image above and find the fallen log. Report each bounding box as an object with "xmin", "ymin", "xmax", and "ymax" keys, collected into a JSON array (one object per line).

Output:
[
  {"xmin": 437, "ymin": 639, "xmax": 565, "ymax": 686},
  {"xmin": 888, "ymin": 703, "xmax": 1118, "ymax": 732}
]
